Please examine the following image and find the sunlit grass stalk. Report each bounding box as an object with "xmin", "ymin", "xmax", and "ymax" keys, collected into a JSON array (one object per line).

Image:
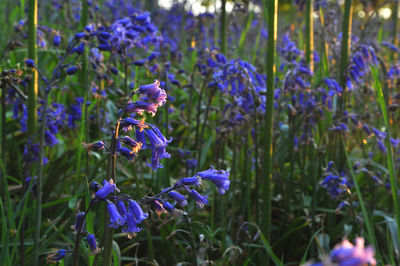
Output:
[
  {"xmin": 237, "ymin": 11, "xmax": 254, "ymax": 59},
  {"xmin": 102, "ymin": 128, "xmax": 118, "ymax": 266},
  {"xmin": 220, "ymin": 0, "xmax": 227, "ymax": 55},
  {"xmin": 305, "ymin": 0, "xmax": 314, "ymax": 74},
  {"xmin": 76, "ymin": 0, "xmax": 89, "ymax": 191},
  {"xmin": 27, "ymin": 0, "xmax": 38, "ymax": 139},
  {"xmin": 392, "ymin": 0, "xmax": 399, "ymax": 61},
  {"xmin": 34, "ymin": 90, "xmax": 50, "ymax": 266},
  {"xmin": 262, "ymin": 0, "xmax": 277, "ymax": 245},
  {"xmin": 319, "ymin": 7, "xmax": 330, "ymax": 77},
  {"xmin": 0, "ymin": 82, "xmax": 8, "ymax": 203},
  {"xmin": 338, "ymin": 0, "xmax": 353, "ymax": 111},
  {"xmin": 371, "ymin": 65, "xmax": 400, "ymax": 255},
  {"xmin": 342, "ymin": 138, "xmax": 380, "ymax": 260},
  {"xmin": 28, "ymin": 0, "xmax": 39, "ymax": 263}
]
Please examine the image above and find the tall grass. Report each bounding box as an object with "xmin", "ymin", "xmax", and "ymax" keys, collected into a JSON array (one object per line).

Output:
[
  {"xmin": 305, "ymin": 0, "xmax": 314, "ymax": 74},
  {"xmin": 262, "ymin": 0, "xmax": 277, "ymax": 253}
]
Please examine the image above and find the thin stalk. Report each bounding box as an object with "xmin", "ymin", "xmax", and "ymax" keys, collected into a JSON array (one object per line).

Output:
[
  {"xmin": 262, "ymin": 0, "xmax": 277, "ymax": 246},
  {"xmin": 338, "ymin": 0, "xmax": 353, "ymax": 111},
  {"xmin": 197, "ymin": 87, "xmax": 216, "ymax": 167},
  {"xmin": 220, "ymin": 0, "xmax": 227, "ymax": 55},
  {"xmin": 0, "ymin": 82, "xmax": 7, "ymax": 203},
  {"xmin": 305, "ymin": 0, "xmax": 314, "ymax": 74},
  {"xmin": 392, "ymin": 0, "xmax": 400, "ymax": 61},
  {"xmin": 72, "ymin": 203, "xmax": 94, "ymax": 266},
  {"xmin": 371, "ymin": 65, "xmax": 400, "ymax": 256},
  {"xmin": 342, "ymin": 138, "xmax": 380, "ymax": 260},
  {"xmin": 29, "ymin": 1, "xmax": 39, "ymax": 261},
  {"xmin": 27, "ymin": 0, "xmax": 38, "ymax": 139},
  {"xmin": 34, "ymin": 90, "xmax": 49, "ymax": 266}
]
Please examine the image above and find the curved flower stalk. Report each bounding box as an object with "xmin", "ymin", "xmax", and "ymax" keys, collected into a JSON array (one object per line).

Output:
[{"xmin": 66, "ymin": 164, "xmax": 230, "ymax": 265}]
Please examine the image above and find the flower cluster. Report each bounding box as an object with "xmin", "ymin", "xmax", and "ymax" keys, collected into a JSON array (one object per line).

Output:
[{"xmin": 307, "ymin": 237, "xmax": 376, "ymax": 266}]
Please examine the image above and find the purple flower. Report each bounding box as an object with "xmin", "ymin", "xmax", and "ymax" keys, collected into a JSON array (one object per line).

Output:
[
  {"xmin": 123, "ymin": 213, "xmax": 141, "ymax": 239},
  {"xmin": 53, "ymin": 35, "xmax": 61, "ymax": 46},
  {"xmin": 122, "ymin": 136, "xmax": 142, "ymax": 153},
  {"xmin": 177, "ymin": 176, "xmax": 201, "ymax": 186},
  {"xmin": 330, "ymin": 238, "xmax": 376, "ymax": 265},
  {"xmin": 72, "ymin": 212, "xmax": 85, "ymax": 233},
  {"xmin": 86, "ymin": 234, "xmax": 100, "ymax": 254},
  {"xmin": 116, "ymin": 200, "xmax": 128, "ymax": 219},
  {"xmin": 25, "ymin": 59, "xmax": 35, "ymax": 67},
  {"xmin": 95, "ymin": 179, "xmax": 117, "ymax": 200},
  {"xmin": 163, "ymin": 201, "xmax": 175, "ymax": 213},
  {"xmin": 66, "ymin": 65, "xmax": 79, "ymax": 75},
  {"xmin": 45, "ymin": 131, "xmax": 58, "ymax": 147},
  {"xmin": 197, "ymin": 167, "xmax": 230, "ymax": 194},
  {"xmin": 107, "ymin": 201, "xmax": 126, "ymax": 229},
  {"xmin": 117, "ymin": 146, "xmax": 137, "ymax": 161},
  {"xmin": 168, "ymin": 191, "xmax": 188, "ymax": 206},
  {"xmin": 189, "ymin": 189, "xmax": 208, "ymax": 208},
  {"xmin": 46, "ymin": 249, "xmax": 72, "ymax": 263},
  {"xmin": 128, "ymin": 200, "xmax": 148, "ymax": 223}
]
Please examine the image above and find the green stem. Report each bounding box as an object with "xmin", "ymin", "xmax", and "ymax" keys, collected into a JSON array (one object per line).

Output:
[
  {"xmin": 392, "ymin": 0, "xmax": 399, "ymax": 61},
  {"xmin": 220, "ymin": 0, "xmax": 227, "ymax": 55},
  {"xmin": 305, "ymin": 0, "xmax": 314, "ymax": 74},
  {"xmin": 34, "ymin": 90, "xmax": 49, "ymax": 266},
  {"xmin": 338, "ymin": 0, "xmax": 353, "ymax": 111},
  {"xmin": 262, "ymin": 0, "xmax": 277, "ymax": 249},
  {"xmin": 371, "ymin": 65, "xmax": 400, "ymax": 258},
  {"xmin": 27, "ymin": 0, "xmax": 38, "ymax": 139}
]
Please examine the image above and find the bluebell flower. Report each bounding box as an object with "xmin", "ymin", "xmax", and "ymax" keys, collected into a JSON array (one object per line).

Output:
[
  {"xmin": 45, "ymin": 131, "xmax": 58, "ymax": 147},
  {"xmin": 189, "ymin": 189, "xmax": 208, "ymax": 208},
  {"xmin": 122, "ymin": 136, "xmax": 141, "ymax": 153},
  {"xmin": 95, "ymin": 179, "xmax": 117, "ymax": 200},
  {"xmin": 75, "ymin": 32, "xmax": 86, "ymax": 40},
  {"xmin": 25, "ymin": 59, "xmax": 35, "ymax": 67},
  {"xmin": 186, "ymin": 158, "xmax": 197, "ymax": 169},
  {"xmin": 153, "ymin": 200, "xmax": 167, "ymax": 215},
  {"xmin": 23, "ymin": 176, "xmax": 37, "ymax": 196},
  {"xmin": 117, "ymin": 146, "xmax": 136, "ymax": 161},
  {"xmin": 168, "ymin": 191, "xmax": 188, "ymax": 206},
  {"xmin": 128, "ymin": 200, "xmax": 148, "ymax": 223},
  {"xmin": 90, "ymin": 181, "xmax": 102, "ymax": 192},
  {"xmin": 177, "ymin": 176, "xmax": 201, "ymax": 186},
  {"xmin": 107, "ymin": 201, "xmax": 126, "ymax": 229},
  {"xmin": 72, "ymin": 211, "xmax": 86, "ymax": 233},
  {"xmin": 135, "ymin": 129, "xmax": 147, "ymax": 149},
  {"xmin": 72, "ymin": 42, "xmax": 85, "ymax": 54},
  {"xmin": 46, "ymin": 249, "xmax": 72, "ymax": 263},
  {"xmin": 116, "ymin": 200, "xmax": 128, "ymax": 219},
  {"xmin": 66, "ymin": 65, "xmax": 79, "ymax": 75},
  {"xmin": 196, "ymin": 167, "xmax": 230, "ymax": 194},
  {"xmin": 123, "ymin": 212, "xmax": 141, "ymax": 239},
  {"xmin": 86, "ymin": 234, "xmax": 100, "ymax": 254},
  {"xmin": 163, "ymin": 201, "xmax": 175, "ymax": 213},
  {"xmin": 53, "ymin": 35, "xmax": 61, "ymax": 46},
  {"xmin": 83, "ymin": 141, "xmax": 106, "ymax": 151}
]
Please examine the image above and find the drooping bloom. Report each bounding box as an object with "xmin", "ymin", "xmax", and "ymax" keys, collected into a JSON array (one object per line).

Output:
[
  {"xmin": 145, "ymin": 127, "xmax": 171, "ymax": 170},
  {"xmin": 163, "ymin": 201, "xmax": 175, "ymax": 213},
  {"xmin": 86, "ymin": 234, "xmax": 100, "ymax": 254},
  {"xmin": 189, "ymin": 189, "xmax": 208, "ymax": 208},
  {"xmin": 107, "ymin": 201, "xmax": 127, "ymax": 229},
  {"xmin": 95, "ymin": 179, "xmax": 117, "ymax": 200},
  {"xmin": 176, "ymin": 176, "xmax": 201, "ymax": 186},
  {"xmin": 197, "ymin": 167, "xmax": 230, "ymax": 194},
  {"xmin": 327, "ymin": 237, "xmax": 375, "ymax": 265},
  {"xmin": 128, "ymin": 200, "xmax": 148, "ymax": 223},
  {"xmin": 71, "ymin": 211, "xmax": 86, "ymax": 233},
  {"xmin": 46, "ymin": 249, "xmax": 72, "ymax": 263},
  {"xmin": 168, "ymin": 191, "xmax": 188, "ymax": 206},
  {"xmin": 116, "ymin": 200, "xmax": 128, "ymax": 219},
  {"xmin": 123, "ymin": 213, "xmax": 141, "ymax": 239}
]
